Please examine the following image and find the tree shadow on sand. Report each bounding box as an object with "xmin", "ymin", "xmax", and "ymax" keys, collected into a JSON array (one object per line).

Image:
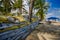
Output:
[
  {"xmin": 21, "ymin": 24, "xmax": 60, "ymax": 40},
  {"xmin": 35, "ymin": 24, "xmax": 60, "ymax": 40}
]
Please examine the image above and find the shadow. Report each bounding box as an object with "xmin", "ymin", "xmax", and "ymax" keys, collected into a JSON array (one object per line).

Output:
[
  {"xmin": 19, "ymin": 23, "xmax": 60, "ymax": 40},
  {"xmin": 50, "ymin": 35, "xmax": 60, "ymax": 40},
  {"xmin": 35, "ymin": 24, "xmax": 60, "ymax": 40}
]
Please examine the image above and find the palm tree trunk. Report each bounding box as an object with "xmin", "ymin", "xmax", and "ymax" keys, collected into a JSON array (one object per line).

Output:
[
  {"xmin": 40, "ymin": 9, "xmax": 44, "ymax": 21},
  {"xmin": 29, "ymin": 0, "xmax": 34, "ymax": 22},
  {"xmin": 19, "ymin": 0, "xmax": 22, "ymax": 14}
]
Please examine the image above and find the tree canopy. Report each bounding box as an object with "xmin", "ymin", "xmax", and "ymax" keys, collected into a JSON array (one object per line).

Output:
[{"xmin": 0, "ymin": 0, "xmax": 49, "ymax": 22}]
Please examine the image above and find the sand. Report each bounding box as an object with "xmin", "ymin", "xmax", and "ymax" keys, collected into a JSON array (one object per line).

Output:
[
  {"xmin": 37, "ymin": 32, "xmax": 60, "ymax": 40},
  {"xmin": 25, "ymin": 23, "xmax": 60, "ymax": 40},
  {"xmin": 52, "ymin": 22, "xmax": 60, "ymax": 26}
]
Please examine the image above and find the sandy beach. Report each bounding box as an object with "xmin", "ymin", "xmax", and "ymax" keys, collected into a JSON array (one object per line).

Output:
[
  {"xmin": 26, "ymin": 22, "xmax": 60, "ymax": 40},
  {"xmin": 52, "ymin": 22, "xmax": 60, "ymax": 26}
]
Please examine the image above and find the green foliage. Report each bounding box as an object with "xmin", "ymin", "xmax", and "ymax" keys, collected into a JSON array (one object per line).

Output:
[
  {"xmin": 36, "ymin": 9, "xmax": 45, "ymax": 20},
  {"xmin": 0, "ymin": 0, "xmax": 12, "ymax": 15},
  {"xmin": 34, "ymin": 0, "xmax": 45, "ymax": 9},
  {"xmin": 13, "ymin": 0, "xmax": 22, "ymax": 9},
  {"xmin": 34, "ymin": 0, "xmax": 49, "ymax": 21},
  {"xmin": 3, "ymin": 0, "xmax": 11, "ymax": 13}
]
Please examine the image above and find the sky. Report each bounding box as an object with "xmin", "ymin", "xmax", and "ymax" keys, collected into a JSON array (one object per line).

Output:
[{"xmin": 46, "ymin": 0, "xmax": 60, "ymax": 18}]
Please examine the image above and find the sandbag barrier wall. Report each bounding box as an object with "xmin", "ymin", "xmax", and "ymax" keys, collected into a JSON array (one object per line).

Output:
[
  {"xmin": 0, "ymin": 24, "xmax": 20, "ymax": 29},
  {"xmin": 0, "ymin": 20, "xmax": 39, "ymax": 40}
]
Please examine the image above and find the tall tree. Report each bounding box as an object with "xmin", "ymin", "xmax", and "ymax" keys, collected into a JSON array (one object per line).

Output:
[
  {"xmin": 13, "ymin": 0, "xmax": 22, "ymax": 15},
  {"xmin": 29, "ymin": 0, "xmax": 34, "ymax": 22},
  {"xmin": 0, "ymin": 0, "xmax": 12, "ymax": 15},
  {"xmin": 34, "ymin": 0, "xmax": 49, "ymax": 21},
  {"xmin": 19, "ymin": 0, "xmax": 22, "ymax": 14},
  {"xmin": 3, "ymin": 0, "xmax": 11, "ymax": 13}
]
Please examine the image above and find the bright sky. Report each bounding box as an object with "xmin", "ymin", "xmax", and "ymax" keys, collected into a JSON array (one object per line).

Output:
[{"xmin": 46, "ymin": 0, "xmax": 60, "ymax": 18}]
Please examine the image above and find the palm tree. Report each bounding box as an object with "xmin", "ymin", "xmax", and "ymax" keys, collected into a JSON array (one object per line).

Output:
[
  {"xmin": 3, "ymin": 0, "xmax": 11, "ymax": 13},
  {"xmin": 0, "ymin": 0, "xmax": 12, "ymax": 15},
  {"xmin": 34, "ymin": 0, "xmax": 49, "ymax": 21},
  {"xmin": 19, "ymin": 0, "xmax": 22, "ymax": 14},
  {"xmin": 29, "ymin": 0, "xmax": 34, "ymax": 22},
  {"xmin": 13, "ymin": 0, "xmax": 22, "ymax": 15}
]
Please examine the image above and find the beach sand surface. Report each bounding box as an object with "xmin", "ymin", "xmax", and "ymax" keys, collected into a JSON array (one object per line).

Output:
[{"xmin": 26, "ymin": 23, "xmax": 60, "ymax": 40}]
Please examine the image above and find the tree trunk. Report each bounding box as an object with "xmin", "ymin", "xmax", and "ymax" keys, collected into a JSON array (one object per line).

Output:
[
  {"xmin": 17, "ymin": 0, "xmax": 22, "ymax": 16},
  {"xmin": 19, "ymin": 0, "xmax": 22, "ymax": 14},
  {"xmin": 29, "ymin": 0, "xmax": 34, "ymax": 22},
  {"xmin": 40, "ymin": 9, "xmax": 44, "ymax": 21}
]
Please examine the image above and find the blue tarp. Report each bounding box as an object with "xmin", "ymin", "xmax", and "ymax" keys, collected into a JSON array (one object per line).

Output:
[{"xmin": 48, "ymin": 17, "xmax": 59, "ymax": 20}]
